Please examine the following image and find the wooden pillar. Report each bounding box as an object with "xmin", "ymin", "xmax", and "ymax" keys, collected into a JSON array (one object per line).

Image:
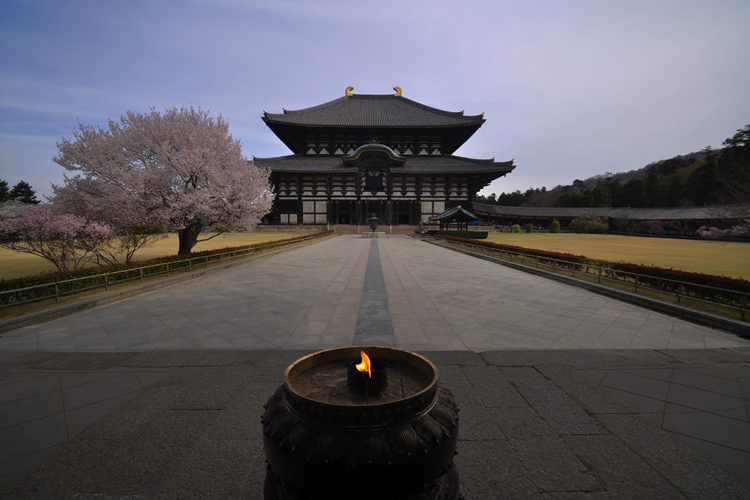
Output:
[{"xmin": 296, "ymin": 174, "xmax": 303, "ymax": 224}]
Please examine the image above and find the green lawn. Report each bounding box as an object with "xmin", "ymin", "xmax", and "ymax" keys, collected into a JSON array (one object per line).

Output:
[
  {"xmin": 0, "ymin": 232, "xmax": 296, "ymax": 280},
  {"xmin": 485, "ymin": 233, "xmax": 750, "ymax": 280}
]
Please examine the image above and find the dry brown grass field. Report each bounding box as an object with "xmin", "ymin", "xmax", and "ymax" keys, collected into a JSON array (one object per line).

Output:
[
  {"xmin": 0, "ymin": 232, "xmax": 295, "ymax": 280},
  {"xmin": 2, "ymin": 232, "xmax": 749, "ymax": 282},
  {"xmin": 485, "ymin": 233, "xmax": 750, "ymax": 280}
]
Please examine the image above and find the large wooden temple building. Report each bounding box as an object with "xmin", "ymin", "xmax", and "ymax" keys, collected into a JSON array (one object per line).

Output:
[{"xmin": 254, "ymin": 87, "xmax": 515, "ymax": 226}]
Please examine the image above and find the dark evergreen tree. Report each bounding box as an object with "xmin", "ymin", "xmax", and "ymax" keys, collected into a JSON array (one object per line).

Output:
[
  {"xmin": 717, "ymin": 124, "xmax": 750, "ymax": 205},
  {"xmin": 645, "ymin": 166, "xmax": 661, "ymax": 207},
  {"xmin": 656, "ymin": 157, "xmax": 687, "ymax": 175},
  {"xmin": 590, "ymin": 186, "xmax": 612, "ymax": 207},
  {"xmin": 8, "ymin": 180, "xmax": 40, "ymax": 204},
  {"xmin": 498, "ymin": 190, "xmax": 525, "ymax": 206},
  {"xmin": 0, "ymin": 179, "xmax": 9, "ymax": 202},
  {"xmin": 721, "ymin": 125, "xmax": 750, "ymax": 157},
  {"xmin": 601, "ymin": 175, "xmax": 624, "ymax": 206},
  {"xmin": 556, "ymin": 191, "xmax": 590, "ymax": 207},
  {"xmin": 621, "ymin": 178, "xmax": 648, "ymax": 207},
  {"xmin": 474, "ymin": 193, "xmax": 499, "ymax": 205},
  {"xmin": 666, "ymin": 178, "xmax": 683, "ymax": 206},
  {"xmin": 686, "ymin": 152, "xmax": 720, "ymax": 205}
]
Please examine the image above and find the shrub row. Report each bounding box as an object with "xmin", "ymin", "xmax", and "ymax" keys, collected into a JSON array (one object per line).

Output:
[
  {"xmin": 603, "ymin": 262, "xmax": 750, "ymax": 306},
  {"xmin": 441, "ymin": 236, "xmax": 590, "ymax": 270},
  {"xmin": 0, "ymin": 231, "xmax": 333, "ymax": 306},
  {"xmin": 438, "ymin": 235, "xmax": 750, "ymax": 307}
]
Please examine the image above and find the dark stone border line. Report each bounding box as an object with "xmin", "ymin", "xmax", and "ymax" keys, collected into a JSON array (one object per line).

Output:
[{"xmin": 352, "ymin": 240, "xmax": 396, "ymax": 347}]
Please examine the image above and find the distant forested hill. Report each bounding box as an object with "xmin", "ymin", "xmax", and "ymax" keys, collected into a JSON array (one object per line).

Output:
[{"xmin": 479, "ymin": 125, "xmax": 750, "ymax": 209}]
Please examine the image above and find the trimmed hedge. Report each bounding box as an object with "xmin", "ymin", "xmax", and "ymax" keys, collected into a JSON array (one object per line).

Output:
[
  {"xmin": 0, "ymin": 231, "xmax": 333, "ymax": 307},
  {"xmin": 438, "ymin": 235, "xmax": 750, "ymax": 307},
  {"xmin": 604, "ymin": 262, "xmax": 750, "ymax": 306},
  {"xmin": 427, "ymin": 231, "xmax": 488, "ymax": 239}
]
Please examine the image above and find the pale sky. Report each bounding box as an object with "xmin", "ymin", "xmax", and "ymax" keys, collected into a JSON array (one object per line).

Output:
[{"xmin": 2, "ymin": 0, "xmax": 749, "ymax": 199}]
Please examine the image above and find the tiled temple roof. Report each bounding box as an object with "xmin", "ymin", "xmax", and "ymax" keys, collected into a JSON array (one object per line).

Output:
[
  {"xmin": 472, "ymin": 203, "xmax": 748, "ymax": 220},
  {"xmin": 473, "ymin": 204, "xmax": 612, "ymax": 218},
  {"xmin": 253, "ymin": 155, "xmax": 515, "ymax": 174},
  {"xmin": 263, "ymin": 94, "xmax": 485, "ymax": 128},
  {"xmin": 431, "ymin": 205, "xmax": 480, "ymax": 221}
]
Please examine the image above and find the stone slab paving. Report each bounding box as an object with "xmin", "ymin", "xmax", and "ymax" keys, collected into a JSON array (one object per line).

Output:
[
  {"xmin": 379, "ymin": 236, "xmax": 750, "ymax": 351},
  {"xmin": 2, "ymin": 235, "xmax": 750, "ymax": 497},
  {"xmin": 0, "ymin": 236, "xmax": 369, "ymax": 351},
  {"xmin": 1, "ymin": 235, "xmax": 748, "ymax": 352},
  {"xmin": 1, "ymin": 349, "xmax": 749, "ymax": 499}
]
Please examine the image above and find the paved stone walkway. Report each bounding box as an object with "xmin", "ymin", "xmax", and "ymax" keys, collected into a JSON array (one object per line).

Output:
[
  {"xmin": 2, "ymin": 235, "xmax": 750, "ymax": 498},
  {"xmin": 1, "ymin": 349, "xmax": 749, "ymax": 499},
  {"xmin": 1, "ymin": 235, "xmax": 748, "ymax": 351}
]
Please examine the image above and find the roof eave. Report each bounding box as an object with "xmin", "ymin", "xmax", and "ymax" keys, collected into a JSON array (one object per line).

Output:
[{"xmin": 261, "ymin": 118, "xmax": 486, "ymax": 128}]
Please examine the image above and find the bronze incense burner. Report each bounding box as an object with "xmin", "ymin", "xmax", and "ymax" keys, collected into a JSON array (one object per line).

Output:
[{"xmin": 262, "ymin": 346, "xmax": 462, "ymax": 499}]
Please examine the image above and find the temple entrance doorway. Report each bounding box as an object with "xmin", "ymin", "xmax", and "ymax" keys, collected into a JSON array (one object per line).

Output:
[
  {"xmin": 362, "ymin": 200, "xmax": 387, "ymax": 225},
  {"xmin": 394, "ymin": 200, "xmax": 415, "ymax": 225}
]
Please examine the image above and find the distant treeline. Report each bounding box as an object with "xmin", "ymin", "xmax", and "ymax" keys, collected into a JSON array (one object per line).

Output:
[{"xmin": 478, "ymin": 125, "xmax": 750, "ymax": 208}]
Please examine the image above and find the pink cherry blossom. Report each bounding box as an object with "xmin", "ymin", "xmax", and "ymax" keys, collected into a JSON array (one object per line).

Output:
[
  {"xmin": 0, "ymin": 205, "xmax": 113, "ymax": 272},
  {"xmin": 695, "ymin": 226, "xmax": 730, "ymax": 239}
]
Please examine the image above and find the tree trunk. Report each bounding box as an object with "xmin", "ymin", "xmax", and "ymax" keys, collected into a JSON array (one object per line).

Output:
[{"xmin": 177, "ymin": 223, "xmax": 203, "ymax": 255}]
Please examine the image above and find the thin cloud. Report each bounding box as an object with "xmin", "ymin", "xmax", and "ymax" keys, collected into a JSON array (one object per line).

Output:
[{"xmin": 1, "ymin": 0, "xmax": 748, "ymax": 199}]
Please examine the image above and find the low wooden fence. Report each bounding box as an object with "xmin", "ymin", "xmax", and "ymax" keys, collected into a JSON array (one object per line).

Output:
[
  {"xmin": 433, "ymin": 235, "xmax": 749, "ymax": 321},
  {"xmin": 1, "ymin": 234, "xmax": 332, "ymax": 309}
]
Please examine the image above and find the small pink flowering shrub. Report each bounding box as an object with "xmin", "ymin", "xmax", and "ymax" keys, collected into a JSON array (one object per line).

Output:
[{"xmin": 0, "ymin": 205, "xmax": 112, "ymax": 272}]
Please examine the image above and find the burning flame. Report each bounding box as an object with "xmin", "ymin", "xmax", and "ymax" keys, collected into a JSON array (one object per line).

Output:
[{"xmin": 356, "ymin": 350, "xmax": 372, "ymax": 378}]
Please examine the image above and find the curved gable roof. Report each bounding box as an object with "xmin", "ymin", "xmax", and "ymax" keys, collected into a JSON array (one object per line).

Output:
[
  {"xmin": 263, "ymin": 94, "xmax": 485, "ymax": 128},
  {"xmin": 471, "ymin": 203, "xmax": 749, "ymax": 221}
]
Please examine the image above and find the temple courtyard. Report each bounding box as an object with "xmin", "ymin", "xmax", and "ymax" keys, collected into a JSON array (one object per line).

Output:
[{"xmin": 1, "ymin": 235, "xmax": 749, "ymax": 498}]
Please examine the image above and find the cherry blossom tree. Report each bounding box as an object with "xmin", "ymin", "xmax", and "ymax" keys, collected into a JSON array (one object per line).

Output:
[
  {"xmin": 52, "ymin": 106, "xmax": 274, "ymax": 255},
  {"xmin": 695, "ymin": 226, "xmax": 729, "ymax": 239},
  {"xmin": 569, "ymin": 213, "xmax": 609, "ymax": 234},
  {"xmin": 0, "ymin": 205, "xmax": 113, "ymax": 272}
]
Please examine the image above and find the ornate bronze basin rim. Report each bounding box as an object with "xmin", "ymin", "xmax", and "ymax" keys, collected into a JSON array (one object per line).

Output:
[
  {"xmin": 282, "ymin": 345, "xmax": 439, "ymax": 428},
  {"xmin": 286, "ymin": 345, "xmax": 437, "ymax": 403}
]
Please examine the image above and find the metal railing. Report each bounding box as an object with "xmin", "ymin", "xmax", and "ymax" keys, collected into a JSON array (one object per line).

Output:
[
  {"xmin": 1, "ymin": 233, "xmax": 332, "ymax": 309},
  {"xmin": 433, "ymin": 235, "xmax": 749, "ymax": 321}
]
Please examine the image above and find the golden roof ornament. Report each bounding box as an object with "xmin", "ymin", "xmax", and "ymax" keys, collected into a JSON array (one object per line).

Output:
[
  {"xmin": 393, "ymin": 86, "xmax": 402, "ymax": 96},
  {"xmin": 345, "ymin": 86, "xmax": 354, "ymax": 96}
]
